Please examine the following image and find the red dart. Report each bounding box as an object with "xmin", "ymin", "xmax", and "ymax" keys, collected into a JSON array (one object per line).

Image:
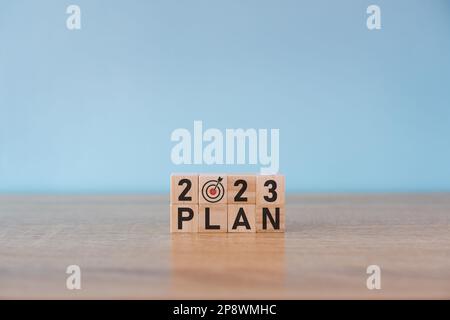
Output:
[{"xmin": 208, "ymin": 177, "xmax": 223, "ymax": 197}]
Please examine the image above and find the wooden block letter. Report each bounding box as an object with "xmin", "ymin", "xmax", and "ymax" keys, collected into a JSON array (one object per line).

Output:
[
  {"xmin": 256, "ymin": 174, "xmax": 285, "ymax": 205},
  {"xmin": 256, "ymin": 205, "xmax": 285, "ymax": 232},
  {"xmin": 170, "ymin": 204, "xmax": 198, "ymax": 233},
  {"xmin": 198, "ymin": 174, "xmax": 227, "ymax": 205},
  {"xmin": 228, "ymin": 204, "xmax": 256, "ymax": 233},
  {"xmin": 227, "ymin": 174, "xmax": 256, "ymax": 204},
  {"xmin": 170, "ymin": 174, "xmax": 198, "ymax": 204},
  {"xmin": 199, "ymin": 205, "xmax": 227, "ymax": 232}
]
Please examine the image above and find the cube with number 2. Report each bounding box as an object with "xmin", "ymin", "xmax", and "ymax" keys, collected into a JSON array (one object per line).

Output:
[{"xmin": 170, "ymin": 174, "xmax": 198, "ymax": 204}]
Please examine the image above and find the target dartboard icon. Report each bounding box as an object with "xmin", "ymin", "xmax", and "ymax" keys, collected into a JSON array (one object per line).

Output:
[{"xmin": 201, "ymin": 177, "xmax": 225, "ymax": 203}]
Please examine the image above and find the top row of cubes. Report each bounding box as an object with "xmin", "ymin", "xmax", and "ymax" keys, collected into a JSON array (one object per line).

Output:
[{"xmin": 170, "ymin": 174, "xmax": 285, "ymax": 205}]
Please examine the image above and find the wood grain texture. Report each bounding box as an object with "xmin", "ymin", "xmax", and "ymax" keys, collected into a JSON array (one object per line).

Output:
[{"xmin": 0, "ymin": 194, "xmax": 449, "ymax": 299}]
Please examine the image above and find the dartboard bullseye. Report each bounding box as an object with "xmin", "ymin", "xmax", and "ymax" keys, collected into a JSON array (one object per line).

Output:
[{"xmin": 201, "ymin": 177, "xmax": 225, "ymax": 203}]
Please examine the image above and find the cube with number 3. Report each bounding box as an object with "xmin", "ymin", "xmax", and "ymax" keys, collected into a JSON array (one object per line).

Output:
[{"xmin": 256, "ymin": 175, "xmax": 285, "ymax": 205}]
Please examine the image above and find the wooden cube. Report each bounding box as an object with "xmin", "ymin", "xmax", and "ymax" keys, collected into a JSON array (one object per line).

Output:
[
  {"xmin": 198, "ymin": 174, "xmax": 227, "ymax": 205},
  {"xmin": 228, "ymin": 204, "xmax": 256, "ymax": 233},
  {"xmin": 199, "ymin": 205, "xmax": 228, "ymax": 232},
  {"xmin": 170, "ymin": 174, "xmax": 198, "ymax": 204},
  {"xmin": 256, "ymin": 205, "xmax": 285, "ymax": 232},
  {"xmin": 170, "ymin": 204, "xmax": 198, "ymax": 233},
  {"xmin": 227, "ymin": 174, "xmax": 256, "ymax": 204},
  {"xmin": 256, "ymin": 175, "xmax": 285, "ymax": 205}
]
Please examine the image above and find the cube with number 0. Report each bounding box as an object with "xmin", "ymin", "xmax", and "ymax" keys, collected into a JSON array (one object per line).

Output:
[{"xmin": 198, "ymin": 174, "xmax": 227, "ymax": 205}]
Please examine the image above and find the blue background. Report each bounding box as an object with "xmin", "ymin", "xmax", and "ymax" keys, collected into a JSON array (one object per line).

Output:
[{"xmin": 1, "ymin": 0, "xmax": 449, "ymax": 193}]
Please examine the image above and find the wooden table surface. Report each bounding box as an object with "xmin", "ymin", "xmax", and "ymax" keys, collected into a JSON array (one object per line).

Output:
[{"xmin": 0, "ymin": 194, "xmax": 449, "ymax": 299}]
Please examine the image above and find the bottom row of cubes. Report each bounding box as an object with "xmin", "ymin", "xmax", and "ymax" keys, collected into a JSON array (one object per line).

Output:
[{"xmin": 170, "ymin": 204, "xmax": 285, "ymax": 233}]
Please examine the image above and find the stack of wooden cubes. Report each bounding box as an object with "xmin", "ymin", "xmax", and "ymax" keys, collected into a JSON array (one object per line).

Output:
[{"xmin": 170, "ymin": 174, "xmax": 285, "ymax": 233}]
